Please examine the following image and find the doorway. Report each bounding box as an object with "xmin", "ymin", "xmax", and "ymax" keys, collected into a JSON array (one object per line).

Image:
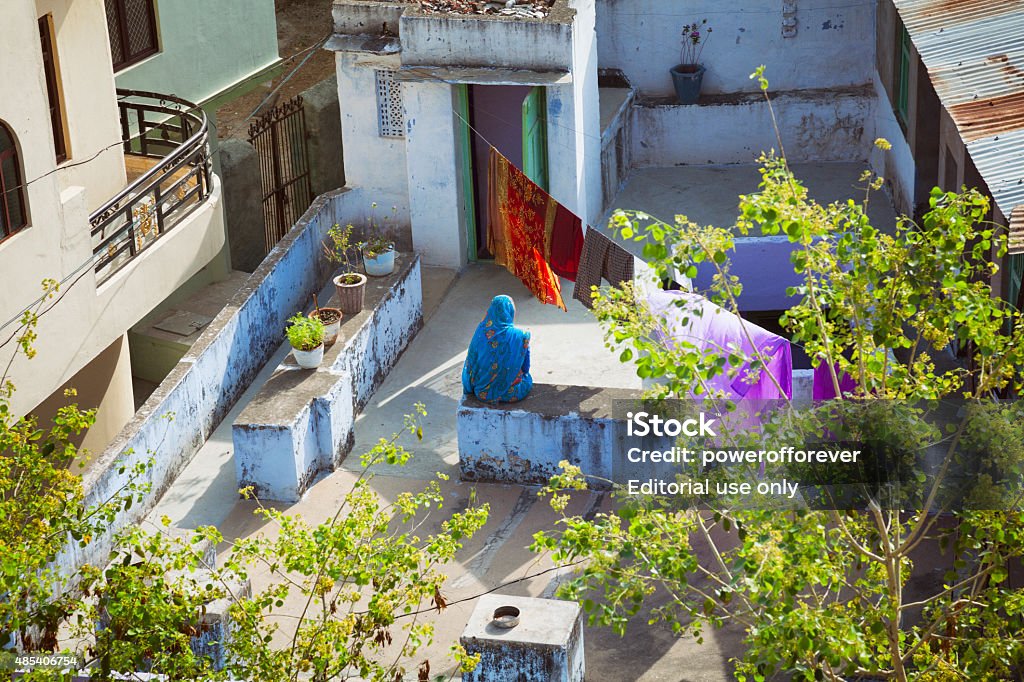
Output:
[{"xmin": 460, "ymin": 84, "xmax": 548, "ymax": 260}]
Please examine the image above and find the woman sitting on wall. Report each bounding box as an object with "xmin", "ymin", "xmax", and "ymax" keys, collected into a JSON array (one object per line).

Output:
[{"xmin": 462, "ymin": 295, "xmax": 533, "ymax": 403}]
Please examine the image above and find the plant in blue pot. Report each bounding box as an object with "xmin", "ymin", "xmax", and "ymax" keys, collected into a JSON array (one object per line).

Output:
[
  {"xmin": 360, "ymin": 203, "xmax": 398, "ymax": 277},
  {"xmin": 364, "ymin": 231, "xmax": 395, "ymax": 276},
  {"xmin": 670, "ymin": 19, "xmax": 712, "ymax": 105},
  {"xmin": 362, "ymin": 234, "xmax": 395, "ymax": 277}
]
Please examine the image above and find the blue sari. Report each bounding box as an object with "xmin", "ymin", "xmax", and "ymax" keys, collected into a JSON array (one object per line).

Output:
[{"xmin": 462, "ymin": 295, "xmax": 533, "ymax": 403}]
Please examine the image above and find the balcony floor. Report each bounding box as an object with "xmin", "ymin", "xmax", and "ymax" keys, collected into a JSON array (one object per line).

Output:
[{"xmin": 125, "ymin": 153, "xmax": 196, "ymax": 186}]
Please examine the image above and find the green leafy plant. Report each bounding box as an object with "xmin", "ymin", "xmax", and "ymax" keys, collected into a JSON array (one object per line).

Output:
[
  {"xmin": 285, "ymin": 313, "xmax": 325, "ymax": 351},
  {"xmin": 89, "ymin": 405, "xmax": 488, "ymax": 682},
  {"xmin": 533, "ymin": 69, "xmax": 1024, "ymax": 682},
  {"xmin": 2, "ymin": 283, "xmax": 487, "ymax": 681},
  {"xmin": 322, "ymin": 223, "xmax": 361, "ymax": 283},
  {"xmin": 362, "ymin": 234, "xmax": 395, "ymax": 260},
  {"xmin": 1, "ymin": 280, "xmax": 152, "ymax": 666},
  {"xmin": 361, "ymin": 202, "xmax": 397, "ymax": 260},
  {"xmin": 678, "ymin": 18, "xmax": 712, "ymax": 68}
]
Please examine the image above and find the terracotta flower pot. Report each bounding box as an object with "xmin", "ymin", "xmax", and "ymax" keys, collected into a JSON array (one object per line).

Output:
[
  {"xmin": 309, "ymin": 307, "xmax": 342, "ymax": 345},
  {"xmin": 333, "ymin": 272, "xmax": 367, "ymax": 315}
]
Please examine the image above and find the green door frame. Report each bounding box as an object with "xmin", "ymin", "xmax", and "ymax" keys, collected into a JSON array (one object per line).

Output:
[
  {"xmin": 460, "ymin": 85, "xmax": 549, "ymax": 262},
  {"xmin": 455, "ymin": 84, "xmax": 479, "ymax": 262},
  {"xmin": 522, "ymin": 86, "xmax": 549, "ymax": 192}
]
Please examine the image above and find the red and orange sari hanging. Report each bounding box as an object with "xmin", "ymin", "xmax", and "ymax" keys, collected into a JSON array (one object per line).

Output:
[{"xmin": 487, "ymin": 147, "xmax": 573, "ymax": 311}]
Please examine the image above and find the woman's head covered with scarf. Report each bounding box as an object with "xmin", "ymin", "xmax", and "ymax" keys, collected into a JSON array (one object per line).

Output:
[{"xmin": 462, "ymin": 295, "xmax": 530, "ymax": 402}]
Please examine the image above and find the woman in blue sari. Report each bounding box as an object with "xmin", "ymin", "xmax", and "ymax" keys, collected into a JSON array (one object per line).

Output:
[{"xmin": 462, "ymin": 295, "xmax": 533, "ymax": 403}]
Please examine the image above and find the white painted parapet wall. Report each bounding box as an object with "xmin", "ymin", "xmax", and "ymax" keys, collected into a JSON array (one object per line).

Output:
[
  {"xmin": 232, "ymin": 255, "xmax": 423, "ymax": 502},
  {"xmin": 65, "ymin": 188, "xmax": 380, "ymax": 576}
]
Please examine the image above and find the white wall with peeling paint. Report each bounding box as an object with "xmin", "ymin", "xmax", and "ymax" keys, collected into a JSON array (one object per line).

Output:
[
  {"xmin": 596, "ymin": 0, "xmax": 877, "ymax": 98},
  {"xmin": 630, "ymin": 87, "xmax": 875, "ymax": 167}
]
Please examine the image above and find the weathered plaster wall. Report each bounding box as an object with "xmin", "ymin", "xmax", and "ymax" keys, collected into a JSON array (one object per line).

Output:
[
  {"xmin": 335, "ymin": 54, "xmax": 412, "ymax": 232},
  {"xmin": 458, "ymin": 384, "xmax": 664, "ymax": 486},
  {"xmin": 400, "ymin": 10, "xmax": 574, "ymax": 71},
  {"xmin": 631, "ymin": 87, "xmax": 874, "ymax": 167},
  {"xmin": 112, "ymin": 0, "xmax": 279, "ymax": 106},
  {"xmin": 869, "ymin": 73, "xmax": 916, "ymax": 218},
  {"xmin": 62, "ymin": 188, "xmax": 370, "ymax": 574},
  {"xmin": 219, "ymin": 137, "xmax": 266, "ymax": 273},
  {"xmin": 596, "ymin": 0, "xmax": 876, "ymax": 98},
  {"xmin": 404, "ymin": 82, "xmax": 467, "ymax": 267},
  {"xmin": 548, "ymin": 0, "xmax": 603, "ymax": 227},
  {"xmin": 304, "ymin": 74, "xmax": 347, "ymax": 197}
]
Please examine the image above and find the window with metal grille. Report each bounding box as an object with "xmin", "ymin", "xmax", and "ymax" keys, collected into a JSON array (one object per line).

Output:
[
  {"xmin": 0, "ymin": 122, "xmax": 29, "ymax": 241},
  {"xmin": 375, "ymin": 70, "xmax": 405, "ymax": 138},
  {"xmin": 39, "ymin": 15, "xmax": 69, "ymax": 163},
  {"xmin": 105, "ymin": 0, "xmax": 158, "ymax": 72}
]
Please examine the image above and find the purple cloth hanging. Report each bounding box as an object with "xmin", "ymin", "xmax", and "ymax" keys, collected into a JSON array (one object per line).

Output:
[
  {"xmin": 645, "ymin": 291, "xmax": 793, "ymax": 400},
  {"xmin": 812, "ymin": 362, "xmax": 858, "ymax": 400}
]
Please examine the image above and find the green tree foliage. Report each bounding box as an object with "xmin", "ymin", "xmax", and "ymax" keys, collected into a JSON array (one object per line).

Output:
[
  {"xmin": 1, "ymin": 280, "xmax": 149, "ymax": 659},
  {"xmin": 534, "ymin": 70, "xmax": 1024, "ymax": 681},
  {"xmin": 2, "ymin": 282, "xmax": 487, "ymax": 681}
]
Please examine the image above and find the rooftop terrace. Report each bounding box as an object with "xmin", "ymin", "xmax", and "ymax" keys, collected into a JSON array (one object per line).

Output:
[{"xmin": 141, "ymin": 263, "xmax": 750, "ymax": 680}]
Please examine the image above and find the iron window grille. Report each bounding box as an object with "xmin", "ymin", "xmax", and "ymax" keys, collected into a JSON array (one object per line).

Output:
[
  {"xmin": 375, "ymin": 70, "xmax": 405, "ymax": 138},
  {"xmin": 105, "ymin": 0, "xmax": 159, "ymax": 72}
]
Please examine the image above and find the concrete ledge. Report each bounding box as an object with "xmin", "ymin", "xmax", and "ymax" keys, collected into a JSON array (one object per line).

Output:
[
  {"xmin": 632, "ymin": 86, "xmax": 874, "ymax": 166},
  {"xmin": 233, "ymin": 255, "xmax": 423, "ymax": 502},
  {"xmin": 461, "ymin": 594, "xmax": 585, "ymax": 682},
  {"xmin": 457, "ymin": 383, "xmax": 642, "ymax": 487},
  {"xmin": 68, "ymin": 187, "xmax": 376, "ymax": 576}
]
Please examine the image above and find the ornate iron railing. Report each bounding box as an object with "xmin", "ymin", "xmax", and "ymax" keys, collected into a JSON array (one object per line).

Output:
[{"xmin": 89, "ymin": 89, "xmax": 212, "ymax": 283}]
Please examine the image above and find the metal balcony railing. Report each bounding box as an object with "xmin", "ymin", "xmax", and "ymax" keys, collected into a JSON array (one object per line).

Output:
[{"xmin": 89, "ymin": 89, "xmax": 213, "ymax": 283}]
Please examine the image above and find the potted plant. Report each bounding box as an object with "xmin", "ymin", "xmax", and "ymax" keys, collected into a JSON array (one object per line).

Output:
[
  {"xmin": 308, "ymin": 293, "xmax": 342, "ymax": 346},
  {"xmin": 362, "ymin": 234, "xmax": 396, "ymax": 277},
  {"xmin": 323, "ymin": 222, "xmax": 367, "ymax": 315},
  {"xmin": 286, "ymin": 313, "xmax": 326, "ymax": 369},
  {"xmin": 670, "ymin": 19, "xmax": 712, "ymax": 105}
]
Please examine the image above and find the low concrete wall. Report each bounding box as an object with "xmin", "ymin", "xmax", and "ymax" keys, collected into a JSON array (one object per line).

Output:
[
  {"xmin": 600, "ymin": 89, "xmax": 634, "ymax": 216},
  {"xmin": 458, "ymin": 384, "xmax": 648, "ymax": 487},
  {"xmin": 233, "ymin": 255, "xmax": 423, "ymax": 502},
  {"xmin": 632, "ymin": 87, "xmax": 874, "ymax": 167},
  {"xmin": 400, "ymin": 4, "xmax": 575, "ymax": 72},
  {"xmin": 596, "ymin": 0, "xmax": 876, "ymax": 99},
  {"xmin": 459, "ymin": 380, "xmax": 817, "ymax": 487},
  {"xmin": 68, "ymin": 187, "xmax": 370, "ymax": 575}
]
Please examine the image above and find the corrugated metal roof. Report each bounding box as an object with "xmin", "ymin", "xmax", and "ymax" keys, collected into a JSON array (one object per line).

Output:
[{"xmin": 893, "ymin": 0, "xmax": 1024, "ymax": 252}]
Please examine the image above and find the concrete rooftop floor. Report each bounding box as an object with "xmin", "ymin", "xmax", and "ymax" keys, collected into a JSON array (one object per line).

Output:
[
  {"xmin": 603, "ymin": 162, "xmax": 899, "ymax": 255},
  {"xmin": 138, "ymin": 163, "xmax": 900, "ymax": 680},
  {"xmin": 145, "ymin": 265, "xmax": 747, "ymax": 680}
]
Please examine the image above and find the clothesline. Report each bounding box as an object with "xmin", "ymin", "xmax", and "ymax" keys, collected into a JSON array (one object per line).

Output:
[{"xmin": 457, "ymin": 108, "xmax": 815, "ymax": 361}]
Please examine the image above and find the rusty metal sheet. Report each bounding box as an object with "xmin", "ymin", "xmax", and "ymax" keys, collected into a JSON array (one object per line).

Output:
[{"xmin": 894, "ymin": 0, "xmax": 1024, "ymax": 224}]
